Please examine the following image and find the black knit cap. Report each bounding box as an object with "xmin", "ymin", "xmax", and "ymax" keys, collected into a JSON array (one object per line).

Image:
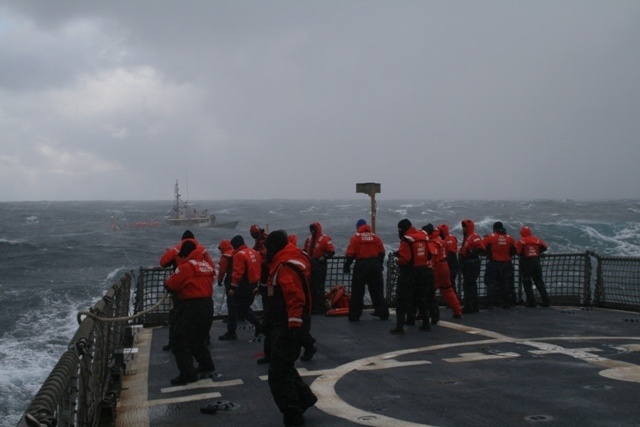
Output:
[
  {"xmin": 178, "ymin": 240, "xmax": 196, "ymax": 258},
  {"xmin": 397, "ymin": 219, "xmax": 412, "ymax": 231},
  {"xmin": 493, "ymin": 221, "xmax": 504, "ymax": 231},
  {"xmin": 181, "ymin": 230, "xmax": 195, "ymax": 240},
  {"xmin": 264, "ymin": 229, "xmax": 288, "ymax": 262},
  {"xmin": 230, "ymin": 235, "xmax": 245, "ymax": 249},
  {"xmin": 422, "ymin": 223, "xmax": 435, "ymax": 234}
]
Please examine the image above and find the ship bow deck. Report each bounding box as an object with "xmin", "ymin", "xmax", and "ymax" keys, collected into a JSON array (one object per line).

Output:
[{"xmin": 118, "ymin": 306, "xmax": 640, "ymax": 426}]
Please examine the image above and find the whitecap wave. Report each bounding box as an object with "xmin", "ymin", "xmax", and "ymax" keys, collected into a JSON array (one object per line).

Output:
[
  {"xmin": 0, "ymin": 238, "xmax": 22, "ymax": 245},
  {"xmin": 0, "ymin": 288, "xmax": 92, "ymax": 426},
  {"xmin": 299, "ymin": 206, "xmax": 319, "ymax": 213}
]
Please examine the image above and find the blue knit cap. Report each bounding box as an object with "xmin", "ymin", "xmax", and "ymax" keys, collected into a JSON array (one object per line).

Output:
[{"xmin": 356, "ymin": 218, "xmax": 367, "ymax": 229}]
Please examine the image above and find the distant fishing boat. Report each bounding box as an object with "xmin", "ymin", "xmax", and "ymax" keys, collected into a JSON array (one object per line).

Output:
[{"xmin": 165, "ymin": 180, "xmax": 238, "ymax": 229}]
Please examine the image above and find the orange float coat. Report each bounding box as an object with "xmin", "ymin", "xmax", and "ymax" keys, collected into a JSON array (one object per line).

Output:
[
  {"xmin": 425, "ymin": 231, "xmax": 450, "ymax": 286},
  {"xmin": 483, "ymin": 230, "xmax": 517, "ymax": 262},
  {"xmin": 303, "ymin": 222, "xmax": 335, "ymax": 260},
  {"xmin": 428, "ymin": 230, "xmax": 462, "ymax": 316},
  {"xmin": 231, "ymin": 244, "xmax": 262, "ymax": 288},
  {"xmin": 267, "ymin": 242, "xmax": 312, "ymax": 329},
  {"xmin": 217, "ymin": 240, "xmax": 233, "ymax": 286},
  {"xmin": 397, "ymin": 227, "xmax": 430, "ymax": 268},
  {"xmin": 438, "ymin": 224, "xmax": 458, "ymax": 257},
  {"xmin": 160, "ymin": 237, "xmax": 215, "ymax": 270},
  {"xmin": 459, "ymin": 220, "xmax": 485, "ymax": 259},
  {"xmin": 165, "ymin": 246, "xmax": 215, "ymax": 300},
  {"xmin": 438, "ymin": 223, "xmax": 460, "ymax": 288},
  {"xmin": 345, "ymin": 224, "xmax": 385, "ymax": 261},
  {"xmin": 250, "ymin": 225, "xmax": 268, "ymax": 262},
  {"xmin": 517, "ymin": 226, "xmax": 548, "ymax": 257}
]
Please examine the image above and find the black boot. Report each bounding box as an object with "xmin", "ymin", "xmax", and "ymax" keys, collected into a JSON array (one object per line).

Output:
[
  {"xmin": 300, "ymin": 345, "xmax": 317, "ymax": 361},
  {"xmin": 283, "ymin": 410, "xmax": 305, "ymax": 426},
  {"xmin": 390, "ymin": 311, "xmax": 405, "ymax": 334},
  {"xmin": 219, "ymin": 331, "xmax": 237, "ymax": 340},
  {"xmin": 301, "ymin": 393, "xmax": 318, "ymax": 413},
  {"xmin": 256, "ymin": 355, "xmax": 270, "ymax": 364},
  {"xmin": 254, "ymin": 321, "xmax": 263, "ymax": 337},
  {"xmin": 170, "ymin": 373, "xmax": 198, "ymax": 385},
  {"xmin": 538, "ymin": 284, "xmax": 551, "ymax": 307}
]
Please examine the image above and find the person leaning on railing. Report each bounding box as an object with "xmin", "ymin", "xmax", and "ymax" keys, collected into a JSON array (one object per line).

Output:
[
  {"xmin": 159, "ymin": 230, "xmax": 215, "ymax": 351},
  {"xmin": 517, "ymin": 226, "xmax": 551, "ymax": 308},
  {"xmin": 164, "ymin": 240, "xmax": 217, "ymax": 385},
  {"xmin": 483, "ymin": 221, "xmax": 518, "ymax": 309},
  {"xmin": 343, "ymin": 219, "xmax": 389, "ymax": 322},
  {"xmin": 459, "ymin": 219, "xmax": 486, "ymax": 314},
  {"xmin": 303, "ymin": 221, "xmax": 335, "ymax": 315}
]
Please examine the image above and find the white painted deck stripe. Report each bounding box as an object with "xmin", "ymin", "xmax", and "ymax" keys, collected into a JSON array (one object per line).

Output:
[
  {"xmin": 116, "ymin": 327, "xmax": 154, "ymax": 427},
  {"xmin": 146, "ymin": 392, "xmax": 222, "ymax": 408},
  {"xmin": 161, "ymin": 378, "xmax": 243, "ymax": 393}
]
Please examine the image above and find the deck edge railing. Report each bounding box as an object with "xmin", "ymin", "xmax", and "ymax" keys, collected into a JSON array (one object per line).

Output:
[{"xmin": 17, "ymin": 272, "xmax": 133, "ymax": 427}]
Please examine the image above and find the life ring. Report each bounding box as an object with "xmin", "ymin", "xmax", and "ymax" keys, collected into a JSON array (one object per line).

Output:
[
  {"xmin": 334, "ymin": 295, "xmax": 350, "ymax": 308},
  {"xmin": 329, "ymin": 286, "xmax": 345, "ymax": 308},
  {"xmin": 326, "ymin": 307, "xmax": 350, "ymax": 317},
  {"xmin": 325, "ymin": 285, "xmax": 341, "ymax": 300}
]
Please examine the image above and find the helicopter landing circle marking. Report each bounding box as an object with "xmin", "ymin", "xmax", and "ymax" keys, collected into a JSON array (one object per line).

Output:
[{"xmin": 309, "ymin": 320, "xmax": 640, "ymax": 426}]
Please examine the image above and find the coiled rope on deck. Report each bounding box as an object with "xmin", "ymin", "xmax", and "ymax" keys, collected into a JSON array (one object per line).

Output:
[{"xmin": 77, "ymin": 293, "xmax": 170, "ymax": 324}]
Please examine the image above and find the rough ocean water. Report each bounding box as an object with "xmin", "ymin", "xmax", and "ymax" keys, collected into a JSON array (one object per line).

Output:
[{"xmin": 1, "ymin": 198, "xmax": 639, "ymax": 425}]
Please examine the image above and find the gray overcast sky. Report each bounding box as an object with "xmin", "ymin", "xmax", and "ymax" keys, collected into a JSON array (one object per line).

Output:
[{"xmin": 1, "ymin": 1, "xmax": 639, "ymax": 202}]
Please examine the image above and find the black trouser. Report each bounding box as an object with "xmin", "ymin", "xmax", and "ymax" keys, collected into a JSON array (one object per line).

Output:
[
  {"xmin": 349, "ymin": 258, "xmax": 388, "ymax": 321},
  {"xmin": 172, "ymin": 298, "xmax": 215, "ymax": 378},
  {"xmin": 227, "ymin": 283, "xmax": 260, "ymax": 332},
  {"xmin": 261, "ymin": 288, "xmax": 272, "ymax": 357},
  {"xmin": 460, "ymin": 257, "xmax": 480, "ymax": 312},
  {"xmin": 268, "ymin": 327, "xmax": 317, "ymax": 416},
  {"xmin": 520, "ymin": 257, "xmax": 550, "ymax": 306},
  {"xmin": 167, "ymin": 294, "xmax": 181, "ymax": 347},
  {"xmin": 405, "ymin": 267, "xmax": 439, "ymax": 323},
  {"xmin": 484, "ymin": 260, "xmax": 515, "ymax": 307},
  {"xmin": 447, "ymin": 253, "xmax": 459, "ymax": 293},
  {"xmin": 300, "ymin": 312, "xmax": 315, "ymax": 351},
  {"xmin": 396, "ymin": 267, "xmax": 430, "ymax": 328},
  {"xmin": 262, "ymin": 297, "xmax": 314, "ymax": 359},
  {"xmin": 310, "ymin": 258, "xmax": 328, "ymax": 313},
  {"xmin": 423, "ymin": 267, "xmax": 439, "ymax": 323}
]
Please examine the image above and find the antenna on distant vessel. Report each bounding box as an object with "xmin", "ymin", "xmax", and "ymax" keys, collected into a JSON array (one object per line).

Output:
[
  {"xmin": 185, "ymin": 173, "xmax": 190, "ymax": 202},
  {"xmin": 174, "ymin": 180, "xmax": 180, "ymax": 204}
]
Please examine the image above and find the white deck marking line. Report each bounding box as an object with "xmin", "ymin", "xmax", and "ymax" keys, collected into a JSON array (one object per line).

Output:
[
  {"xmin": 311, "ymin": 352, "xmax": 437, "ymax": 427},
  {"xmin": 161, "ymin": 378, "xmax": 243, "ymax": 393},
  {"xmin": 308, "ymin": 320, "xmax": 640, "ymax": 426},
  {"xmin": 443, "ymin": 351, "xmax": 519, "ymax": 363},
  {"xmin": 440, "ymin": 320, "xmax": 640, "ymax": 382},
  {"xmin": 115, "ymin": 328, "xmax": 243, "ymax": 423},
  {"xmin": 116, "ymin": 326, "xmax": 154, "ymax": 427},
  {"xmin": 357, "ymin": 359, "xmax": 431, "ymax": 370},
  {"xmin": 259, "ymin": 368, "xmax": 338, "ymax": 381},
  {"xmin": 611, "ymin": 344, "xmax": 640, "ymax": 352},
  {"xmin": 146, "ymin": 392, "xmax": 222, "ymax": 408}
]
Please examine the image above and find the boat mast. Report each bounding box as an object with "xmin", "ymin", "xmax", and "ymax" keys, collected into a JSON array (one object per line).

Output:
[{"xmin": 174, "ymin": 180, "xmax": 181, "ymax": 209}]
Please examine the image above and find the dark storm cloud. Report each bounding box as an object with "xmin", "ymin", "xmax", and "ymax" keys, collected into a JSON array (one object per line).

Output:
[{"xmin": 1, "ymin": 1, "xmax": 639, "ymax": 201}]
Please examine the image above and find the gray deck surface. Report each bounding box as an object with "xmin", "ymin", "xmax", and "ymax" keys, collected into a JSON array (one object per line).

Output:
[{"xmin": 137, "ymin": 306, "xmax": 640, "ymax": 426}]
